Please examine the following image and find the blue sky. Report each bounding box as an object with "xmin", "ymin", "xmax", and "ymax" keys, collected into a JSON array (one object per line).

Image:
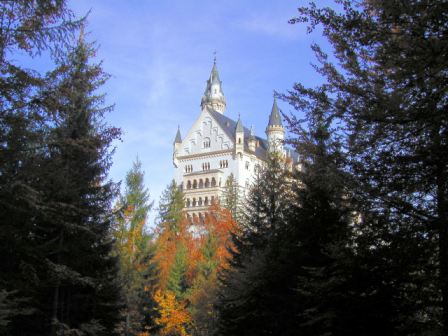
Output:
[{"xmin": 67, "ymin": 0, "xmax": 330, "ymax": 223}]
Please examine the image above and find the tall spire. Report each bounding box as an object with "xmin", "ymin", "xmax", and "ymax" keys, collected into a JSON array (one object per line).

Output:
[
  {"xmin": 267, "ymin": 97, "xmax": 283, "ymax": 127},
  {"xmin": 173, "ymin": 126, "xmax": 182, "ymax": 145},
  {"xmin": 266, "ymin": 97, "xmax": 285, "ymax": 154},
  {"xmin": 235, "ymin": 113, "xmax": 244, "ymax": 133},
  {"xmin": 201, "ymin": 56, "xmax": 226, "ymax": 114}
]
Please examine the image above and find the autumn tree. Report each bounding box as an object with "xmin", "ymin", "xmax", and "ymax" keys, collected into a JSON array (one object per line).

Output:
[{"xmin": 188, "ymin": 203, "xmax": 237, "ymax": 336}]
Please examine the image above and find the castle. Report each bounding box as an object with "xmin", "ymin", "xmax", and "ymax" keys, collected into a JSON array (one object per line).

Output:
[{"xmin": 172, "ymin": 59, "xmax": 294, "ymax": 216}]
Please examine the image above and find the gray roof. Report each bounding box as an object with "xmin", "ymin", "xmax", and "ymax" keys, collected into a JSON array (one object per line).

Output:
[
  {"xmin": 208, "ymin": 110, "xmax": 269, "ymax": 160},
  {"xmin": 235, "ymin": 115, "xmax": 244, "ymax": 133},
  {"xmin": 174, "ymin": 127, "xmax": 182, "ymax": 144},
  {"xmin": 268, "ymin": 97, "xmax": 283, "ymax": 127},
  {"xmin": 201, "ymin": 60, "xmax": 225, "ymax": 104}
]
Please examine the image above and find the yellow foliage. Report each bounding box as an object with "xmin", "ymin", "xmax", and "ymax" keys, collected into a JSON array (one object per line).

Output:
[{"xmin": 154, "ymin": 290, "xmax": 191, "ymax": 336}]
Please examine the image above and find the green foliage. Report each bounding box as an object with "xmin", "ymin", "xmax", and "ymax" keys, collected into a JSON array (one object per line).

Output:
[
  {"xmin": 222, "ymin": 174, "xmax": 239, "ymax": 219},
  {"xmin": 217, "ymin": 154, "xmax": 294, "ymax": 335},
  {"xmin": 113, "ymin": 157, "xmax": 159, "ymax": 335},
  {"xmin": 166, "ymin": 243, "xmax": 189, "ymax": 300},
  {"xmin": 284, "ymin": 0, "xmax": 445, "ymax": 333},
  {"xmin": 157, "ymin": 180, "xmax": 185, "ymax": 232},
  {"xmin": 0, "ymin": 10, "xmax": 122, "ymax": 334}
]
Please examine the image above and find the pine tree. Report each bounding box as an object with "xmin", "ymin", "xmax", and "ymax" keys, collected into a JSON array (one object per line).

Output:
[
  {"xmin": 284, "ymin": 94, "xmax": 356, "ymax": 335},
  {"xmin": 216, "ymin": 154, "xmax": 293, "ymax": 335},
  {"xmin": 289, "ymin": 0, "xmax": 444, "ymax": 332},
  {"xmin": 221, "ymin": 174, "xmax": 239, "ymax": 219},
  {"xmin": 0, "ymin": 2, "xmax": 81, "ymax": 334},
  {"xmin": 113, "ymin": 157, "xmax": 159, "ymax": 335},
  {"xmin": 157, "ymin": 180, "xmax": 185, "ymax": 232},
  {"xmin": 31, "ymin": 33, "xmax": 121, "ymax": 335}
]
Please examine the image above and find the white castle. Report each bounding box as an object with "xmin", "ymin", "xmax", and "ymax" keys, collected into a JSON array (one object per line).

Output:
[{"xmin": 173, "ymin": 59, "xmax": 295, "ymax": 216}]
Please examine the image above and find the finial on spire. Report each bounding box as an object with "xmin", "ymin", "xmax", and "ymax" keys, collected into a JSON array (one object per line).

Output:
[{"xmin": 213, "ymin": 50, "xmax": 217, "ymax": 64}]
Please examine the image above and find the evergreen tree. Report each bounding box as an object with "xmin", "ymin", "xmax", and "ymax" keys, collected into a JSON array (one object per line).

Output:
[
  {"xmin": 0, "ymin": 2, "xmax": 81, "ymax": 334},
  {"xmin": 289, "ymin": 0, "xmax": 444, "ymax": 332},
  {"xmin": 34, "ymin": 32, "xmax": 122, "ymax": 336},
  {"xmin": 221, "ymin": 174, "xmax": 239, "ymax": 219},
  {"xmin": 216, "ymin": 154, "xmax": 293, "ymax": 335},
  {"xmin": 285, "ymin": 94, "xmax": 356, "ymax": 335},
  {"xmin": 157, "ymin": 180, "xmax": 185, "ymax": 232},
  {"xmin": 113, "ymin": 157, "xmax": 159, "ymax": 335}
]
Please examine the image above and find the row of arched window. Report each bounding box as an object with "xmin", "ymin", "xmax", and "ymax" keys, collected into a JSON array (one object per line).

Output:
[
  {"xmin": 186, "ymin": 177, "xmax": 219, "ymax": 189},
  {"xmin": 202, "ymin": 162, "xmax": 210, "ymax": 171},
  {"xmin": 219, "ymin": 160, "xmax": 228, "ymax": 168},
  {"xmin": 186, "ymin": 195, "xmax": 215, "ymax": 208}
]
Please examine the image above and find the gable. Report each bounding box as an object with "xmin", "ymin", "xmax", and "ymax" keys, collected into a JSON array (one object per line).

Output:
[{"xmin": 180, "ymin": 109, "xmax": 234, "ymax": 156}]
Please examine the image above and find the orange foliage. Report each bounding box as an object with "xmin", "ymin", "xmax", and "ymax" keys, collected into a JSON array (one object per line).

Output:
[
  {"xmin": 154, "ymin": 289, "xmax": 191, "ymax": 336},
  {"xmin": 202, "ymin": 203, "xmax": 238, "ymax": 269}
]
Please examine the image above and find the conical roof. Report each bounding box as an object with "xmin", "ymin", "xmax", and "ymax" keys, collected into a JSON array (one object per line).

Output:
[
  {"xmin": 235, "ymin": 114, "xmax": 244, "ymax": 133},
  {"xmin": 173, "ymin": 127, "xmax": 182, "ymax": 144},
  {"xmin": 268, "ymin": 97, "xmax": 283, "ymax": 127}
]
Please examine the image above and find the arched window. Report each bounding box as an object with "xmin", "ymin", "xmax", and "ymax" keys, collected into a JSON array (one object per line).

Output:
[
  {"xmin": 199, "ymin": 197, "xmax": 203, "ymax": 206},
  {"xmin": 205, "ymin": 178, "xmax": 210, "ymax": 188},
  {"xmin": 187, "ymin": 180, "xmax": 191, "ymax": 189},
  {"xmin": 193, "ymin": 180, "xmax": 197, "ymax": 189},
  {"xmin": 204, "ymin": 197, "xmax": 209, "ymax": 206},
  {"xmin": 211, "ymin": 177, "xmax": 216, "ymax": 187},
  {"xmin": 193, "ymin": 198, "xmax": 196, "ymax": 207},
  {"xmin": 186, "ymin": 199, "xmax": 191, "ymax": 207},
  {"xmin": 199, "ymin": 179, "xmax": 204, "ymax": 188},
  {"xmin": 203, "ymin": 137, "xmax": 211, "ymax": 148}
]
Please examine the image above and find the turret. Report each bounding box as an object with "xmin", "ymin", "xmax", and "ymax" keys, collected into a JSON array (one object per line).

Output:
[
  {"xmin": 235, "ymin": 114, "xmax": 244, "ymax": 158},
  {"xmin": 265, "ymin": 97, "xmax": 285, "ymax": 154},
  {"xmin": 248, "ymin": 125, "xmax": 256, "ymax": 152},
  {"xmin": 201, "ymin": 58, "xmax": 226, "ymax": 113},
  {"xmin": 173, "ymin": 126, "xmax": 182, "ymax": 167}
]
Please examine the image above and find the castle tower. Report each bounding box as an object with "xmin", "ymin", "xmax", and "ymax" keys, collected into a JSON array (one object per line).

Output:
[
  {"xmin": 265, "ymin": 97, "xmax": 285, "ymax": 154},
  {"xmin": 235, "ymin": 114, "xmax": 244, "ymax": 158},
  {"xmin": 200, "ymin": 58, "xmax": 226, "ymax": 113}
]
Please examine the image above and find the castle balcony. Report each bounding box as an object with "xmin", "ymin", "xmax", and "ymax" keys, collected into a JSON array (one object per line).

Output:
[{"xmin": 181, "ymin": 169, "xmax": 225, "ymax": 213}]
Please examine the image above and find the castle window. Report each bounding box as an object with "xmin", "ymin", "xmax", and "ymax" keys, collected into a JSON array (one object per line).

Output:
[
  {"xmin": 238, "ymin": 138, "xmax": 241, "ymax": 144},
  {"xmin": 203, "ymin": 138, "xmax": 211, "ymax": 148},
  {"xmin": 199, "ymin": 179, "xmax": 204, "ymax": 188},
  {"xmin": 245, "ymin": 161, "xmax": 250, "ymax": 170},
  {"xmin": 199, "ymin": 197, "xmax": 203, "ymax": 206},
  {"xmin": 186, "ymin": 199, "xmax": 191, "ymax": 207},
  {"xmin": 185, "ymin": 164, "xmax": 193, "ymax": 173},
  {"xmin": 193, "ymin": 198, "xmax": 196, "ymax": 207},
  {"xmin": 193, "ymin": 180, "xmax": 197, "ymax": 189},
  {"xmin": 220, "ymin": 160, "xmax": 228, "ymax": 168},
  {"xmin": 211, "ymin": 177, "xmax": 216, "ymax": 187},
  {"xmin": 204, "ymin": 197, "xmax": 209, "ymax": 206},
  {"xmin": 202, "ymin": 162, "xmax": 210, "ymax": 171},
  {"xmin": 205, "ymin": 178, "xmax": 210, "ymax": 188},
  {"xmin": 187, "ymin": 180, "xmax": 192, "ymax": 189}
]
